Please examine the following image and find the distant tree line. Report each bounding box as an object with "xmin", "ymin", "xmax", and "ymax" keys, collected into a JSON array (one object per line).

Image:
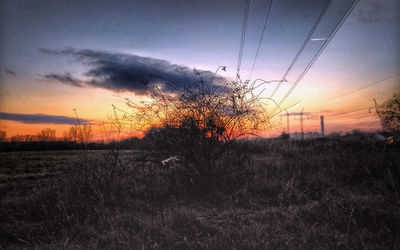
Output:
[
  {"xmin": 8, "ymin": 126, "xmax": 92, "ymax": 143},
  {"xmin": 0, "ymin": 136, "xmax": 144, "ymax": 152},
  {"xmin": 0, "ymin": 125, "xmax": 127, "ymax": 151}
]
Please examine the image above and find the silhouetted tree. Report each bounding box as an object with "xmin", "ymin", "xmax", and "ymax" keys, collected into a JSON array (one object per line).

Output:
[
  {"xmin": 63, "ymin": 125, "xmax": 92, "ymax": 143},
  {"xmin": 37, "ymin": 128, "xmax": 56, "ymax": 141},
  {"xmin": 63, "ymin": 126, "xmax": 78, "ymax": 141},
  {"xmin": 377, "ymin": 92, "xmax": 400, "ymax": 133},
  {"xmin": 0, "ymin": 130, "xmax": 6, "ymax": 141}
]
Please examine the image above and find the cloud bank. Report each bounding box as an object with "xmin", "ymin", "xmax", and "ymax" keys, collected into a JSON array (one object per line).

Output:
[
  {"xmin": 43, "ymin": 73, "xmax": 84, "ymax": 87},
  {"xmin": 0, "ymin": 112, "xmax": 93, "ymax": 125},
  {"xmin": 41, "ymin": 48, "xmax": 223, "ymax": 95}
]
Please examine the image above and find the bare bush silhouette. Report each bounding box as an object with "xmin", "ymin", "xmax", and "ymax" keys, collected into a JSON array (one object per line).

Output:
[
  {"xmin": 36, "ymin": 128, "xmax": 56, "ymax": 141},
  {"xmin": 128, "ymin": 73, "xmax": 271, "ymax": 139},
  {"xmin": 116, "ymin": 71, "xmax": 273, "ymax": 194},
  {"xmin": 377, "ymin": 92, "xmax": 400, "ymax": 133}
]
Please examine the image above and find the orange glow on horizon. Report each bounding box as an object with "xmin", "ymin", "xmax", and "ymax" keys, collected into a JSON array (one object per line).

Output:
[{"xmin": 1, "ymin": 72, "xmax": 396, "ymax": 140}]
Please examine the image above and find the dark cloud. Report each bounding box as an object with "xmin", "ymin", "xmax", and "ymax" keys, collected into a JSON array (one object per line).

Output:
[
  {"xmin": 354, "ymin": 0, "xmax": 399, "ymax": 23},
  {"xmin": 43, "ymin": 73, "xmax": 84, "ymax": 87},
  {"xmin": 5, "ymin": 68, "xmax": 16, "ymax": 75},
  {"xmin": 0, "ymin": 112, "xmax": 93, "ymax": 125},
  {"xmin": 40, "ymin": 48, "xmax": 223, "ymax": 95}
]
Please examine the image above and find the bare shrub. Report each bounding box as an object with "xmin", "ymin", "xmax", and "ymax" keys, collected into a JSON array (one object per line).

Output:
[{"xmin": 119, "ymin": 72, "xmax": 272, "ymax": 195}]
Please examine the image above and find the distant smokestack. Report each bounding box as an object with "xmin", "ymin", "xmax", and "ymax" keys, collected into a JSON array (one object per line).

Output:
[{"xmin": 320, "ymin": 115, "xmax": 325, "ymax": 136}]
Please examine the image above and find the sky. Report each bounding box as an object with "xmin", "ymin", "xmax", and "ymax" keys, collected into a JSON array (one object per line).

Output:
[{"xmin": 0, "ymin": 0, "xmax": 399, "ymax": 138}]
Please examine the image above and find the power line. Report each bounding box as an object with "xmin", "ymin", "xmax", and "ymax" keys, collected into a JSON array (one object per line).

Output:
[
  {"xmin": 248, "ymin": 0, "xmax": 273, "ymax": 81},
  {"xmin": 327, "ymin": 88, "xmax": 397, "ymax": 118},
  {"xmin": 331, "ymin": 113, "xmax": 375, "ymax": 120},
  {"xmin": 237, "ymin": 0, "xmax": 251, "ymax": 80},
  {"xmin": 277, "ymin": 0, "xmax": 359, "ymax": 108},
  {"xmin": 275, "ymin": 0, "xmax": 360, "ymax": 110},
  {"xmin": 327, "ymin": 107, "xmax": 372, "ymax": 119},
  {"xmin": 320, "ymin": 88, "xmax": 397, "ymax": 113},
  {"xmin": 315, "ymin": 72, "xmax": 400, "ymax": 105},
  {"xmin": 352, "ymin": 88, "xmax": 395, "ymax": 103},
  {"xmin": 269, "ymin": 0, "xmax": 333, "ymax": 99},
  {"xmin": 270, "ymin": 101, "xmax": 300, "ymax": 118},
  {"xmin": 310, "ymin": 74, "xmax": 398, "ymax": 120},
  {"xmin": 328, "ymin": 106, "xmax": 374, "ymax": 118}
]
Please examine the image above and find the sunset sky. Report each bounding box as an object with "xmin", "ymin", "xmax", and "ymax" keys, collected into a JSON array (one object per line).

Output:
[{"xmin": 1, "ymin": 0, "xmax": 399, "ymax": 138}]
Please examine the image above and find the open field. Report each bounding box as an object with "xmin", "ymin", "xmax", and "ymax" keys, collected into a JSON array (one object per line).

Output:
[{"xmin": 1, "ymin": 138, "xmax": 399, "ymax": 249}]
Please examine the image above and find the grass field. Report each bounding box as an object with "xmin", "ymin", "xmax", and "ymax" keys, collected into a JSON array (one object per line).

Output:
[{"xmin": 1, "ymin": 137, "xmax": 399, "ymax": 249}]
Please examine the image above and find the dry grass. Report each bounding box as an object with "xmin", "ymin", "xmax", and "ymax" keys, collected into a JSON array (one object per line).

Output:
[{"xmin": 0, "ymin": 137, "xmax": 399, "ymax": 249}]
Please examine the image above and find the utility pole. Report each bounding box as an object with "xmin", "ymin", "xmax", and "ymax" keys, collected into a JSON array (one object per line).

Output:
[
  {"xmin": 320, "ymin": 115, "xmax": 325, "ymax": 136},
  {"xmin": 300, "ymin": 108, "xmax": 304, "ymax": 140},
  {"xmin": 373, "ymin": 98, "xmax": 380, "ymax": 113}
]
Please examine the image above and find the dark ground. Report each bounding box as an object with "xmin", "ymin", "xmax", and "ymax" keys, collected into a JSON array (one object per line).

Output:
[{"xmin": 0, "ymin": 137, "xmax": 399, "ymax": 249}]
